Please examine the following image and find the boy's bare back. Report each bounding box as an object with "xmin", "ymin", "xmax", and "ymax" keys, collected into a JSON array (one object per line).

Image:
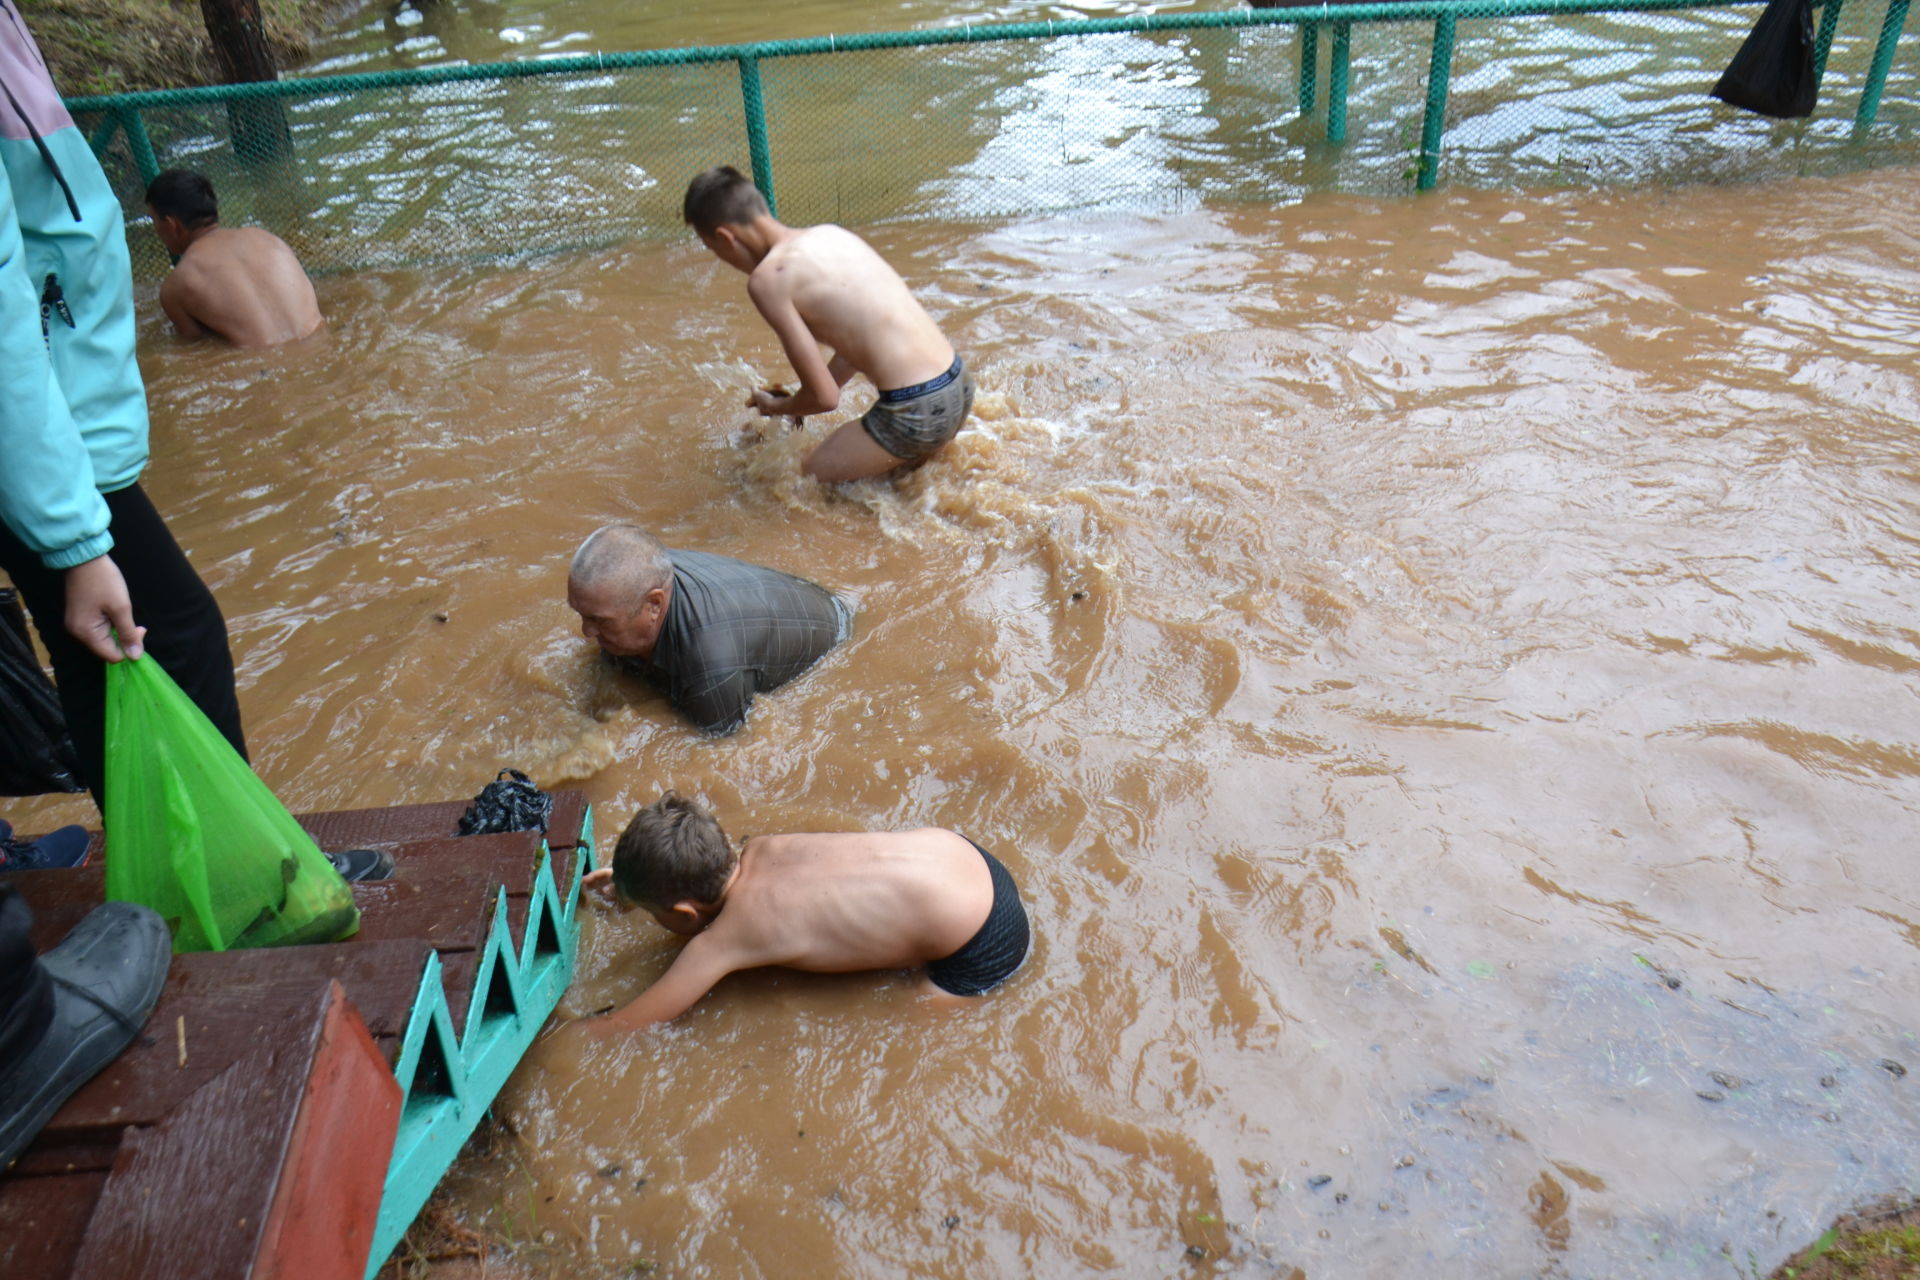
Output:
[
  {"xmin": 748, "ymin": 225, "xmax": 952, "ymax": 391},
  {"xmin": 160, "ymin": 226, "xmax": 324, "ymax": 348},
  {"xmin": 718, "ymin": 827, "xmax": 992, "ymax": 971}
]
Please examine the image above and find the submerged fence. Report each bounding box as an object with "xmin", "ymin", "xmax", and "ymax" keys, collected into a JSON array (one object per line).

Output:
[{"xmin": 68, "ymin": 1, "xmax": 1919, "ymax": 277}]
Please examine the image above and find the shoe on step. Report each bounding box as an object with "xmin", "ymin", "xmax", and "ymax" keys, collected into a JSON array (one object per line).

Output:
[
  {"xmin": 0, "ymin": 901, "xmax": 171, "ymax": 1171},
  {"xmin": 325, "ymin": 847, "xmax": 394, "ymax": 882},
  {"xmin": 0, "ymin": 820, "xmax": 92, "ymax": 872}
]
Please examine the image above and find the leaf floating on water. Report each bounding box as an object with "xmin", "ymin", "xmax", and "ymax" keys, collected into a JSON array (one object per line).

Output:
[
  {"xmin": 1465, "ymin": 960, "xmax": 1495, "ymax": 980},
  {"xmin": 1709, "ymin": 1071, "xmax": 1745, "ymax": 1090},
  {"xmin": 1880, "ymin": 1058, "xmax": 1908, "ymax": 1079},
  {"xmin": 1696, "ymin": 1090, "xmax": 1726, "ymax": 1102}
]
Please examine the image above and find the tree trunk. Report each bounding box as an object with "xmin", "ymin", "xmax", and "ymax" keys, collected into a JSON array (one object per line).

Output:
[{"xmin": 199, "ymin": 0, "xmax": 292, "ymax": 164}]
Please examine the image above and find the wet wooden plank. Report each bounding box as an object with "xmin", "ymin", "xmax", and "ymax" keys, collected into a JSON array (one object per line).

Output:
[
  {"xmin": 68, "ymin": 979, "xmax": 398, "ymax": 1280},
  {"xmin": 349, "ymin": 834, "xmax": 538, "ymax": 950},
  {"xmin": 23, "ymin": 940, "xmax": 427, "ymax": 1143},
  {"xmin": 295, "ymin": 800, "xmax": 470, "ymax": 850},
  {"xmin": 292, "ymin": 788, "xmax": 587, "ymax": 855},
  {"xmin": 0, "ymin": 1171, "xmax": 106, "ymax": 1279},
  {"xmin": 1, "ymin": 866, "xmax": 104, "ymax": 955}
]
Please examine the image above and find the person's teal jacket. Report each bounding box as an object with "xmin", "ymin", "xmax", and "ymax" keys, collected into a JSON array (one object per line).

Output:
[{"xmin": 0, "ymin": 0, "xmax": 148, "ymax": 571}]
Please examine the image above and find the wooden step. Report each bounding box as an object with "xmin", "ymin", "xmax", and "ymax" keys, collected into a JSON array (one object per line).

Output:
[{"xmin": 0, "ymin": 788, "xmax": 593, "ymax": 1280}]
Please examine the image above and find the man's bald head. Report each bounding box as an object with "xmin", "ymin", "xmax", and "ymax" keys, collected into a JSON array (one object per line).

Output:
[
  {"xmin": 567, "ymin": 524, "xmax": 674, "ymax": 659},
  {"xmin": 570, "ymin": 524, "xmax": 673, "ymax": 600}
]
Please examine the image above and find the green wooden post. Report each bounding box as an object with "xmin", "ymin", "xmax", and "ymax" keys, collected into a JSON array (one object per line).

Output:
[
  {"xmin": 1853, "ymin": 0, "xmax": 1911, "ymax": 132},
  {"xmin": 737, "ymin": 54, "xmax": 777, "ymax": 215},
  {"xmin": 1418, "ymin": 12, "xmax": 1457, "ymax": 189},
  {"xmin": 1299, "ymin": 24, "xmax": 1319, "ymax": 115},
  {"xmin": 119, "ymin": 108, "xmax": 161, "ymax": 186},
  {"xmin": 1328, "ymin": 22, "xmax": 1353, "ymax": 143},
  {"xmin": 1812, "ymin": 0, "xmax": 1846, "ymax": 86}
]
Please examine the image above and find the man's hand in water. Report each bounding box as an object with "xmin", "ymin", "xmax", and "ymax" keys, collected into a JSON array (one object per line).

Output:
[{"xmin": 64, "ymin": 554, "xmax": 144, "ymax": 662}]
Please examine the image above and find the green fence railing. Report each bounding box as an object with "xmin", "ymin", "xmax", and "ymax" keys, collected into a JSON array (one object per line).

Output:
[{"xmin": 67, "ymin": 1, "xmax": 1918, "ymax": 277}]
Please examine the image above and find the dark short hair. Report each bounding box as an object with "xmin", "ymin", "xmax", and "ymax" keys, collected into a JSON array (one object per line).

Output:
[
  {"xmin": 612, "ymin": 791, "xmax": 735, "ymax": 908},
  {"xmin": 683, "ymin": 166, "xmax": 769, "ymax": 235},
  {"xmin": 146, "ymin": 169, "xmax": 218, "ymax": 228}
]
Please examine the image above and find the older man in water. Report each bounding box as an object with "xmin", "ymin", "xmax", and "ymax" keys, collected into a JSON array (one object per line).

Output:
[
  {"xmin": 146, "ymin": 169, "xmax": 324, "ymax": 348},
  {"xmin": 565, "ymin": 523, "xmax": 853, "ymax": 735}
]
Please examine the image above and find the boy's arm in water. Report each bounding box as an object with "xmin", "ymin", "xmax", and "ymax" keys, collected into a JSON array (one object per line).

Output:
[
  {"xmin": 596, "ymin": 935, "xmax": 743, "ymax": 1031},
  {"xmin": 746, "ymin": 265, "xmax": 841, "ymax": 418},
  {"xmin": 747, "ymin": 354, "xmax": 858, "ymax": 419},
  {"xmin": 580, "ymin": 869, "xmax": 756, "ymax": 1032}
]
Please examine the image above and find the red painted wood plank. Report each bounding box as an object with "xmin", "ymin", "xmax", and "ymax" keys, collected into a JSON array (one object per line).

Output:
[{"xmin": 254, "ymin": 982, "xmax": 400, "ymax": 1280}]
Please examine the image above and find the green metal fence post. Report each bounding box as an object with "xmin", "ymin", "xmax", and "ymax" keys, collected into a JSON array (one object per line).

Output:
[
  {"xmin": 1298, "ymin": 24, "xmax": 1319, "ymax": 116},
  {"xmin": 1853, "ymin": 0, "xmax": 1911, "ymax": 132},
  {"xmin": 86, "ymin": 112, "xmax": 123, "ymax": 159},
  {"xmin": 118, "ymin": 108, "xmax": 161, "ymax": 187},
  {"xmin": 1812, "ymin": 0, "xmax": 1846, "ymax": 86},
  {"xmin": 1418, "ymin": 12, "xmax": 1457, "ymax": 189},
  {"xmin": 736, "ymin": 54, "xmax": 777, "ymax": 215},
  {"xmin": 1328, "ymin": 22, "xmax": 1353, "ymax": 142}
]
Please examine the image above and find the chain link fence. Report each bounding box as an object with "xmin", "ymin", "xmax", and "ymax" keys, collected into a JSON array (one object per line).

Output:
[{"xmin": 67, "ymin": 2, "xmax": 1919, "ymax": 278}]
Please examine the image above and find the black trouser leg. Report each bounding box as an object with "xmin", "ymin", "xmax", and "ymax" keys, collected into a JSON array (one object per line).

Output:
[
  {"xmin": 0, "ymin": 482, "xmax": 246, "ymax": 807},
  {"xmin": 0, "ymin": 887, "xmax": 51, "ymax": 1076}
]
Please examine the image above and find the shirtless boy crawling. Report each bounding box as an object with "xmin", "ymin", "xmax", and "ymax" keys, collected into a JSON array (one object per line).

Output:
[
  {"xmin": 582, "ymin": 793, "xmax": 1030, "ymax": 1031},
  {"xmin": 683, "ymin": 166, "xmax": 973, "ymax": 483}
]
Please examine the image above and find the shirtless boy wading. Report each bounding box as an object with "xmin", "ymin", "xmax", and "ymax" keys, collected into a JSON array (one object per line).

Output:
[
  {"xmin": 146, "ymin": 169, "xmax": 324, "ymax": 348},
  {"xmin": 683, "ymin": 166, "xmax": 973, "ymax": 483}
]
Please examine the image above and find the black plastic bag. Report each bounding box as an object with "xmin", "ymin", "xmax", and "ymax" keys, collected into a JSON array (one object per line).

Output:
[
  {"xmin": 0, "ymin": 588, "xmax": 84, "ymax": 797},
  {"xmin": 457, "ymin": 768, "xmax": 553, "ymax": 836},
  {"xmin": 1711, "ymin": 0, "xmax": 1819, "ymax": 118}
]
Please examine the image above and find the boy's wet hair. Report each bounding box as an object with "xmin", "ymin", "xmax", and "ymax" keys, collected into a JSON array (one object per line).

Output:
[
  {"xmin": 613, "ymin": 791, "xmax": 736, "ymax": 908},
  {"xmin": 146, "ymin": 169, "xmax": 219, "ymax": 229},
  {"xmin": 683, "ymin": 166, "xmax": 769, "ymax": 235}
]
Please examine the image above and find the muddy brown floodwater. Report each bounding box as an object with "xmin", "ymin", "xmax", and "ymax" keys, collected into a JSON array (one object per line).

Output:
[{"xmin": 16, "ymin": 167, "xmax": 1920, "ymax": 1277}]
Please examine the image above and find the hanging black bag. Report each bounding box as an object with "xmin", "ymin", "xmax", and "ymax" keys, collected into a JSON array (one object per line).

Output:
[
  {"xmin": 1711, "ymin": 0, "xmax": 1820, "ymax": 118},
  {"xmin": 0, "ymin": 587, "xmax": 85, "ymax": 796}
]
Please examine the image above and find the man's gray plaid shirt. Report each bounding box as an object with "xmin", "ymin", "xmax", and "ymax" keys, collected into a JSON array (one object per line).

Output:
[{"xmin": 619, "ymin": 548, "xmax": 852, "ymax": 735}]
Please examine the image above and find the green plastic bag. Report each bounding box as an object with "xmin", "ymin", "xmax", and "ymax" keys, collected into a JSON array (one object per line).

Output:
[{"xmin": 104, "ymin": 654, "xmax": 359, "ymax": 953}]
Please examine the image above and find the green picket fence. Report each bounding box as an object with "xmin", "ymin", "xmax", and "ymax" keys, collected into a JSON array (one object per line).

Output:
[{"xmin": 67, "ymin": 1, "xmax": 1918, "ymax": 277}]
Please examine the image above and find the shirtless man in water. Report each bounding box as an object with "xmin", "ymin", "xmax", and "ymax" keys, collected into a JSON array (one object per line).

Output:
[
  {"xmin": 683, "ymin": 165, "xmax": 972, "ymax": 483},
  {"xmin": 145, "ymin": 169, "xmax": 323, "ymax": 348}
]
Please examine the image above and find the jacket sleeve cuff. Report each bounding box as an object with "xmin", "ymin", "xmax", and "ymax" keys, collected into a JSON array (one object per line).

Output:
[{"xmin": 42, "ymin": 531, "xmax": 115, "ymax": 571}]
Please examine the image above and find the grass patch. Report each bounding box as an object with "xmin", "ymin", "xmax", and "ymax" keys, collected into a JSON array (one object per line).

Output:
[
  {"xmin": 1772, "ymin": 1202, "xmax": 1920, "ymax": 1280},
  {"xmin": 17, "ymin": 0, "xmax": 360, "ymax": 95}
]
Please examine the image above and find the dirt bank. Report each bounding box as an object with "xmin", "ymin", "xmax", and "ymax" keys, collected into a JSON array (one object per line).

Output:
[{"xmin": 20, "ymin": 0, "xmax": 369, "ymax": 96}]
